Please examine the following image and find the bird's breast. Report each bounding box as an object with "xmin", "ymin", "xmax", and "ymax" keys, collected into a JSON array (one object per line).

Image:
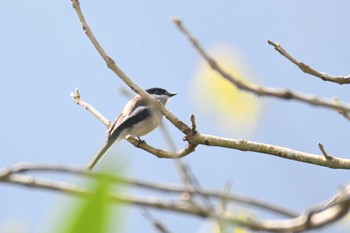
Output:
[{"xmin": 129, "ymin": 111, "xmax": 163, "ymax": 137}]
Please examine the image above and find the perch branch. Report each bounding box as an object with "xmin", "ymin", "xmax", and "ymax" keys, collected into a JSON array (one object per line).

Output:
[
  {"xmin": 71, "ymin": 2, "xmax": 350, "ymax": 169},
  {"xmin": 71, "ymin": 0, "xmax": 191, "ymax": 136},
  {"xmin": 72, "ymin": 88, "xmax": 350, "ymax": 169},
  {"xmin": 70, "ymin": 89, "xmax": 196, "ymax": 159}
]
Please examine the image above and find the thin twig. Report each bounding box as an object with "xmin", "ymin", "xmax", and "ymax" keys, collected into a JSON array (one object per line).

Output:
[
  {"xmin": 160, "ymin": 117, "xmax": 213, "ymax": 210},
  {"xmin": 159, "ymin": 122, "xmax": 196, "ymax": 184},
  {"xmin": 172, "ymin": 17, "xmax": 350, "ymax": 118},
  {"xmin": 71, "ymin": 88, "xmax": 110, "ymax": 127},
  {"xmin": 141, "ymin": 208, "xmax": 173, "ymax": 233},
  {"xmin": 267, "ymin": 40, "xmax": 350, "ymax": 85},
  {"xmin": 318, "ymin": 143, "xmax": 333, "ymax": 160},
  {"xmin": 218, "ymin": 180, "xmax": 233, "ymax": 213},
  {"xmin": 127, "ymin": 137, "xmax": 196, "ymax": 159},
  {"xmin": 159, "ymin": 122, "xmax": 213, "ymax": 211}
]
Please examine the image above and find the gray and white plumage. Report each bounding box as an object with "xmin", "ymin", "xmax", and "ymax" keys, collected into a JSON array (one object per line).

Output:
[{"xmin": 86, "ymin": 88, "xmax": 176, "ymax": 171}]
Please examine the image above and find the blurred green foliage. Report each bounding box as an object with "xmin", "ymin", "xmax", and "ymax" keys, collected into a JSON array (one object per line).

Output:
[{"xmin": 57, "ymin": 174, "xmax": 118, "ymax": 233}]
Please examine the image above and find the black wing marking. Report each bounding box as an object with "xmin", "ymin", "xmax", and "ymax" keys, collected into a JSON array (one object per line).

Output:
[{"xmin": 107, "ymin": 107, "xmax": 150, "ymax": 143}]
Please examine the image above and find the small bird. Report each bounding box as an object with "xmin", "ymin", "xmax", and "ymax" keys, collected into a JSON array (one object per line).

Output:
[{"xmin": 86, "ymin": 87, "xmax": 176, "ymax": 171}]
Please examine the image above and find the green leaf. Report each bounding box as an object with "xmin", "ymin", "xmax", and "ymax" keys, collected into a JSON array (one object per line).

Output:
[{"xmin": 58, "ymin": 175, "xmax": 117, "ymax": 233}]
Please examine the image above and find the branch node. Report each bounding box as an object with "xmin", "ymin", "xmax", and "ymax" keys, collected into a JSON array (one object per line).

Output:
[
  {"xmin": 190, "ymin": 114, "xmax": 197, "ymax": 132},
  {"xmin": 71, "ymin": 88, "xmax": 81, "ymax": 104},
  {"xmin": 0, "ymin": 166, "xmax": 12, "ymax": 179},
  {"xmin": 171, "ymin": 17, "xmax": 182, "ymax": 26},
  {"xmin": 318, "ymin": 143, "xmax": 333, "ymax": 160},
  {"xmin": 267, "ymin": 40, "xmax": 280, "ymax": 50},
  {"xmin": 183, "ymin": 114, "xmax": 198, "ymax": 144}
]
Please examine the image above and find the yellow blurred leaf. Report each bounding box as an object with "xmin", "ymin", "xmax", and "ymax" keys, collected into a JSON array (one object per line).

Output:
[{"xmin": 191, "ymin": 44, "xmax": 261, "ymax": 136}]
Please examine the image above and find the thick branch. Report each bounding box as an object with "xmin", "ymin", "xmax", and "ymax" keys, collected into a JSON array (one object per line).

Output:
[{"xmin": 191, "ymin": 134, "xmax": 350, "ymax": 169}]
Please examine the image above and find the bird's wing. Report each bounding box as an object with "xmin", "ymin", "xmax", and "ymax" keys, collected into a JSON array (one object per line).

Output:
[
  {"xmin": 107, "ymin": 106, "xmax": 151, "ymax": 142},
  {"xmin": 107, "ymin": 96, "xmax": 146, "ymax": 136}
]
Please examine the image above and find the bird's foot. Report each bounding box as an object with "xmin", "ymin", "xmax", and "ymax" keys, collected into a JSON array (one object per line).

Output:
[{"xmin": 136, "ymin": 137, "xmax": 146, "ymax": 147}]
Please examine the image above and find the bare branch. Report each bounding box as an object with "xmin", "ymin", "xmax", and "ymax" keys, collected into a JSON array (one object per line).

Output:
[
  {"xmin": 71, "ymin": 88, "xmax": 110, "ymax": 127},
  {"xmin": 70, "ymin": 89, "xmax": 196, "ymax": 159},
  {"xmin": 217, "ymin": 180, "xmax": 233, "ymax": 214},
  {"xmin": 159, "ymin": 122, "xmax": 193, "ymax": 184},
  {"xmin": 159, "ymin": 114, "xmax": 214, "ymax": 209},
  {"xmin": 70, "ymin": 2, "xmax": 350, "ymax": 169},
  {"xmin": 71, "ymin": 87, "xmax": 350, "ymax": 169},
  {"xmin": 333, "ymin": 97, "xmax": 350, "ymax": 120},
  {"xmin": 172, "ymin": 17, "xmax": 350, "ymax": 118},
  {"xmin": 2, "ymin": 163, "xmax": 350, "ymax": 232},
  {"xmin": 190, "ymin": 134, "xmax": 350, "ymax": 169},
  {"xmin": 70, "ymin": 0, "xmax": 191, "ymax": 136},
  {"xmin": 159, "ymin": 122, "xmax": 211, "ymax": 210},
  {"xmin": 141, "ymin": 208, "xmax": 173, "ymax": 233},
  {"xmin": 268, "ymin": 40, "xmax": 350, "ymax": 85},
  {"xmin": 0, "ymin": 163, "xmax": 297, "ymax": 218},
  {"xmin": 318, "ymin": 143, "xmax": 333, "ymax": 160},
  {"xmin": 127, "ymin": 137, "xmax": 195, "ymax": 159}
]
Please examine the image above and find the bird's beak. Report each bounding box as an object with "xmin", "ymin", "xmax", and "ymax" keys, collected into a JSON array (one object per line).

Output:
[{"xmin": 168, "ymin": 92, "xmax": 177, "ymax": 97}]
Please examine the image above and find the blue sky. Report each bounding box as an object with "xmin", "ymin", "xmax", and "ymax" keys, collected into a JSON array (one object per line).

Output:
[{"xmin": 1, "ymin": 1, "xmax": 350, "ymax": 232}]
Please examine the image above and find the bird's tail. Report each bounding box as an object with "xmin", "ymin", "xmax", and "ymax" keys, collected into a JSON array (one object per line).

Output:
[{"xmin": 86, "ymin": 140, "xmax": 114, "ymax": 171}]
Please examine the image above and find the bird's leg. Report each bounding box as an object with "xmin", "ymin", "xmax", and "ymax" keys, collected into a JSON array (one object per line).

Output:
[{"xmin": 136, "ymin": 136, "xmax": 146, "ymax": 147}]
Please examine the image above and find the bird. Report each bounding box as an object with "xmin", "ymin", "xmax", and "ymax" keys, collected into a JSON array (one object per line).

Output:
[{"xmin": 86, "ymin": 87, "xmax": 176, "ymax": 171}]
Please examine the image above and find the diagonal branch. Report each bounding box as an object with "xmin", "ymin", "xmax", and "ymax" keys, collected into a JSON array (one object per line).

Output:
[
  {"xmin": 71, "ymin": 88, "xmax": 110, "ymax": 127},
  {"xmin": 268, "ymin": 40, "xmax": 350, "ymax": 85},
  {"xmin": 172, "ymin": 17, "xmax": 350, "ymax": 118},
  {"xmin": 141, "ymin": 208, "xmax": 173, "ymax": 233},
  {"xmin": 70, "ymin": 1, "xmax": 350, "ymax": 169},
  {"xmin": 70, "ymin": 0, "xmax": 191, "ymax": 136}
]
